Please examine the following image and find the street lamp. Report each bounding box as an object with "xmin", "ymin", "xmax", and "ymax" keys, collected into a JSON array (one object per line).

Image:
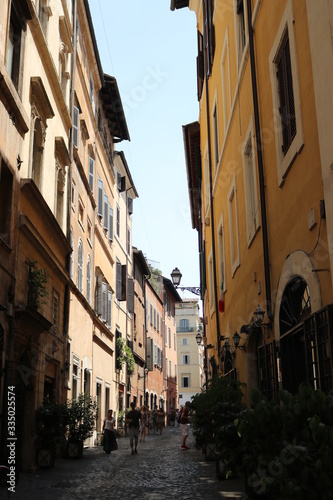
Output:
[
  {"xmin": 195, "ymin": 332, "xmax": 202, "ymax": 345},
  {"xmin": 170, "ymin": 267, "xmax": 201, "ymax": 296},
  {"xmin": 240, "ymin": 305, "xmax": 270, "ymax": 334}
]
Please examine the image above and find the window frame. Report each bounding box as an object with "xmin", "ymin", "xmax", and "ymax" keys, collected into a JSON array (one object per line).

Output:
[
  {"xmin": 228, "ymin": 174, "xmax": 240, "ymax": 277},
  {"xmin": 269, "ymin": 0, "xmax": 303, "ymax": 186}
]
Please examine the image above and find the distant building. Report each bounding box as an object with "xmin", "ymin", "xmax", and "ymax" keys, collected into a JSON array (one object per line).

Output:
[{"xmin": 176, "ymin": 299, "xmax": 204, "ymax": 406}]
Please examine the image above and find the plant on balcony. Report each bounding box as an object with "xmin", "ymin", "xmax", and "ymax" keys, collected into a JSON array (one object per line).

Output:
[
  {"xmin": 116, "ymin": 337, "xmax": 135, "ymax": 374},
  {"xmin": 27, "ymin": 260, "xmax": 49, "ymax": 309}
]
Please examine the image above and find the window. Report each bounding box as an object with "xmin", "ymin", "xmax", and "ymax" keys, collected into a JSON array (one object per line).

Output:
[
  {"xmin": 181, "ymin": 376, "xmax": 190, "ymax": 388},
  {"xmin": 212, "ymin": 99, "xmax": 219, "ymax": 174},
  {"xmin": 78, "ymin": 197, "xmax": 84, "ymax": 228},
  {"xmin": 179, "ymin": 319, "xmax": 189, "ymax": 331},
  {"xmin": 88, "ymin": 157, "xmax": 94, "ymax": 192},
  {"xmin": 242, "ymin": 118, "xmax": 260, "ymax": 245},
  {"xmin": 73, "ymin": 106, "xmax": 79, "ymax": 149},
  {"xmin": 56, "ymin": 165, "xmax": 65, "ymax": 228},
  {"xmin": 116, "ymin": 204, "xmax": 120, "ymax": 237},
  {"xmin": 221, "ymin": 28, "xmax": 232, "ymax": 133},
  {"xmin": 97, "ymin": 178, "xmax": 103, "ymax": 217},
  {"xmin": 196, "ymin": 31, "xmax": 204, "ymax": 100},
  {"xmin": 182, "ymin": 355, "xmax": 190, "ymax": 365},
  {"xmin": 208, "ymin": 251, "xmax": 215, "ymax": 314},
  {"xmin": 235, "ymin": 0, "xmax": 246, "ymax": 69},
  {"xmin": 103, "ymin": 194, "xmax": 108, "ymax": 231},
  {"xmin": 168, "ymin": 328, "xmax": 171, "ymax": 347},
  {"xmin": 0, "ymin": 161, "xmax": 13, "ymax": 245},
  {"xmin": 228, "ymin": 175, "xmax": 240, "ymax": 276},
  {"xmin": 102, "ymin": 281, "xmax": 107, "ymax": 322},
  {"xmin": 203, "ymin": 0, "xmax": 215, "ymax": 76},
  {"xmin": 116, "ymin": 260, "xmax": 126, "ymax": 301},
  {"xmin": 204, "ymin": 145, "xmax": 210, "ymax": 216},
  {"xmin": 86, "ymin": 256, "xmax": 91, "ymax": 304},
  {"xmin": 127, "ymin": 226, "xmax": 130, "ymax": 255},
  {"xmin": 182, "ymin": 338, "xmax": 188, "ymax": 346},
  {"xmin": 52, "ymin": 290, "xmax": 60, "ymax": 334},
  {"xmin": 128, "ymin": 197, "xmax": 133, "ymax": 215},
  {"xmin": 107, "ymin": 289, "xmax": 112, "ymax": 326},
  {"xmin": 69, "ymin": 230, "xmax": 74, "ymax": 279},
  {"xmin": 157, "ymin": 313, "xmax": 160, "ymax": 332},
  {"xmin": 269, "ymin": 0, "xmax": 303, "ymax": 185},
  {"xmin": 217, "ymin": 214, "xmax": 226, "ymax": 291},
  {"xmin": 276, "ymin": 30, "xmax": 296, "ymax": 156},
  {"xmin": 150, "ymin": 304, "xmax": 153, "ymax": 326},
  {"xmin": 38, "ymin": 0, "xmax": 51, "ymax": 38},
  {"xmin": 89, "ymin": 74, "xmax": 94, "ymax": 105},
  {"xmin": 108, "ymin": 207, "xmax": 114, "ymax": 241},
  {"xmin": 87, "ymin": 217, "xmax": 92, "ymax": 245},
  {"xmin": 71, "ymin": 179, "xmax": 76, "ymax": 211},
  {"xmin": 77, "ymin": 239, "xmax": 83, "ymax": 292},
  {"xmin": 6, "ymin": 0, "xmax": 29, "ymax": 93}
]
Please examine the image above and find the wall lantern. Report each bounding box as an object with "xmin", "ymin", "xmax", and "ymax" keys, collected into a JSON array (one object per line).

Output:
[
  {"xmin": 195, "ymin": 332, "xmax": 202, "ymax": 345},
  {"xmin": 232, "ymin": 331, "xmax": 247, "ymax": 351}
]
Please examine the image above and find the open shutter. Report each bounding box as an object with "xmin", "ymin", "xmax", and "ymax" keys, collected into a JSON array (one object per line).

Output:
[
  {"xmin": 73, "ymin": 106, "xmax": 79, "ymax": 148},
  {"xmin": 88, "ymin": 157, "xmax": 94, "ymax": 192},
  {"xmin": 127, "ymin": 277, "xmax": 134, "ymax": 313},
  {"xmin": 121, "ymin": 264, "xmax": 127, "ymax": 301},
  {"xmin": 116, "ymin": 261, "xmax": 122, "ymax": 300}
]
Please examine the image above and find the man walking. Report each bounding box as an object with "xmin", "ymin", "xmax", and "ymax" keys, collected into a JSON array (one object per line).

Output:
[{"xmin": 125, "ymin": 402, "xmax": 142, "ymax": 455}]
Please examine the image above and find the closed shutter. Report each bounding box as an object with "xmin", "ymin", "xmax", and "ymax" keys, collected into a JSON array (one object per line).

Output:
[
  {"xmin": 88, "ymin": 157, "xmax": 94, "ymax": 192},
  {"xmin": 97, "ymin": 178, "xmax": 103, "ymax": 217},
  {"xmin": 73, "ymin": 106, "xmax": 79, "ymax": 148},
  {"xmin": 116, "ymin": 261, "xmax": 122, "ymax": 300}
]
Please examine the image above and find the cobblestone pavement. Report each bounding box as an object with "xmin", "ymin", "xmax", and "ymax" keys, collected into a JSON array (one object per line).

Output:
[{"xmin": 9, "ymin": 427, "xmax": 246, "ymax": 500}]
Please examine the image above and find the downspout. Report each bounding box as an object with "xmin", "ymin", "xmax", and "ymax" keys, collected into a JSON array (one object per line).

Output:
[
  {"xmin": 202, "ymin": 13, "xmax": 221, "ymax": 357},
  {"xmin": 246, "ymin": 0, "xmax": 272, "ymax": 320}
]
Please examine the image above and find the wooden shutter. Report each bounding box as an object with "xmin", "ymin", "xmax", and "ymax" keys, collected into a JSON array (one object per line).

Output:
[
  {"xmin": 146, "ymin": 338, "xmax": 153, "ymax": 370},
  {"xmin": 116, "ymin": 261, "xmax": 122, "ymax": 300},
  {"xmin": 127, "ymin": 277, "xmax": 134, "ymax": 313},
  {"xmin": 109, "ymin": 207, "xmax": 114, "ymax": 241},
  {"xmin": 97, "ymin": 178, "xmax": 103, "ymax": 216},
  {"xmin": 103, "ymin": 194, "xmax": 108, "ymax": 230},
  {"xmin": 121, "ymin": 264, "xmax": 127, "ymax": 301},
  {"xmin": 128, "ymin": 197, "xmax": 133, "ymax": 215}
]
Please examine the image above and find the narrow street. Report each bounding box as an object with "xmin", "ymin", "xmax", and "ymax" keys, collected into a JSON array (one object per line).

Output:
[{"xmin": 11, "ymin": 427, "xmax": 245, "ymax": 499}]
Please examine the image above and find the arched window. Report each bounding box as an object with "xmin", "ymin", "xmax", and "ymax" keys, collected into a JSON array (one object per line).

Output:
[{"xmin": 77, "ymin": 239, "xmax": 83, "ymax": 292}]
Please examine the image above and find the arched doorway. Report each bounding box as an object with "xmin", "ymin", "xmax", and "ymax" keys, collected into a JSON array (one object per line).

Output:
[{"xmin": 279, "ymin": 276, "xmax": 311, "ymax": 394}]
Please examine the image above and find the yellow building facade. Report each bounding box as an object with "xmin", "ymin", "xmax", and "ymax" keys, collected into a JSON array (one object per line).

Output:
[{"xmin": 174, "ymin": 0, "xmax": 333, "ymax": 401}]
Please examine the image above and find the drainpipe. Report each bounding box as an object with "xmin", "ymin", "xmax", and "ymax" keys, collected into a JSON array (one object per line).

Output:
[
  {"xmin": 202, "ymin": 10, "xmax": 221, "ymax": 357},
  {"xmin": 246, "ymin": 0, "xmax": 272, "ymax": 320}
]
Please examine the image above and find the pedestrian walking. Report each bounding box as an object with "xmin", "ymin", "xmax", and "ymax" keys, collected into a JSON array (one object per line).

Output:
[
  {"xmin": 168, "ymin": 407, "xmax": 176, "ymax": 427},
  {"xmin": 139, "ymin": 405, "xmax": 148, "ymax": 442},
  {"xmin": 180, "ymin": 401, "xmax": 191, "ymax": 450},
  {"xmin": 102, "ymin": 409, "xmax": 117, "ymax": 455},
  {"xmin": 152, "ymin": 405, "xmax": 158, "ymax": 434},
  {"xmin": 125, "ymin": 402, "xmax": 142, "ymax": 454},
  {"xmin": 157, "ymin": 407, "xmax": 165, "ymax": 435}
]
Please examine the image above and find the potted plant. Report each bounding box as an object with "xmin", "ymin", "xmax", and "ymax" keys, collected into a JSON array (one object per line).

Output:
[
  {"xmin": 65, "ymin": 394, "xmax": 97, "ymax": 458},
  {"xmin": 116, "ymin": 337, "xmax": 135, "ymax": 374},
  {"xmin": 35, "ymin": 398, "xmax": 66, "ymax": 468},
  {"xmin": 191, "ymin": 376, "xmax": 246, "ymax": 471}
]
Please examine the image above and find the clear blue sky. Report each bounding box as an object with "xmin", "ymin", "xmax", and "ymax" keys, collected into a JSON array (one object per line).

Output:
[{"xmin": 89, "ymin": 1, "xmax": 201, "ymax": 300}]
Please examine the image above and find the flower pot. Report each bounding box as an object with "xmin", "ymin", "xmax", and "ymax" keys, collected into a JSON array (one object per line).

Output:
[
  {"xmin": 67, "ymin": 439, "xmax": 83, "ymax": 458},
  {"xmin": 37, "ymin": 447, "xmax": 55, "ymax": 468}
]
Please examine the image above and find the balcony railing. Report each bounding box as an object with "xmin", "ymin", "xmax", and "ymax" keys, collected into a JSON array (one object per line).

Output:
[{"xmin": 176, "ymin": 326, "xmax": 197, "ymax": 333}]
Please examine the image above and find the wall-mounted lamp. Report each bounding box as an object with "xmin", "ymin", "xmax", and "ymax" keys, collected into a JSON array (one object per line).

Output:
[
  {"xmin": 232, "ymin": 331, "xmax": 247, "ymax": 351},
  {"xmin": 240, "ymin": 305, "xmax": 271, "ymax": 334}
]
